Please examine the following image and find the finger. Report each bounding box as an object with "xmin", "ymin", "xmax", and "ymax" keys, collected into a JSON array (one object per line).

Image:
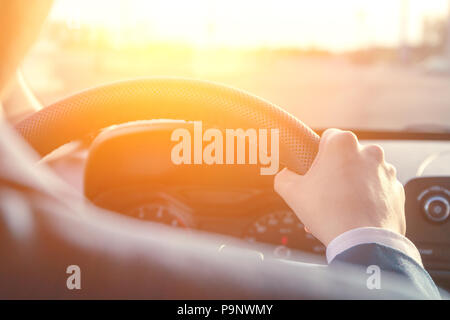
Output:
[
  {"xmin": 384, "ymin": 162, "xmax": 397, "ymax": 177},
  {"xmin": 313, "ymin": 129, "xmax": 359, "ymax": 166},
  {"xmin": 318, "ymin": 128, "xmax": 342, "ymax": 154},
  {"xmin": 320, "ymin": 128, "xmax": 343, "ymax": 143},
  {"xmin": 302, "ymin": 128, "xmax": 343, "ymax": 173}
]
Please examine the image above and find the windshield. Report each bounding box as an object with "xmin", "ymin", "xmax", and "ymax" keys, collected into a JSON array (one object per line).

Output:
[{"xmin": 22, "ymin": 0, "xmax": 450, "ymax": 133}]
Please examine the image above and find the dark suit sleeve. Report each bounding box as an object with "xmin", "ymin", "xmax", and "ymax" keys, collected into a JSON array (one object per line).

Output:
[{"xmin": 329, "ymin": 243, "xmax": 441, "ymax": 299}]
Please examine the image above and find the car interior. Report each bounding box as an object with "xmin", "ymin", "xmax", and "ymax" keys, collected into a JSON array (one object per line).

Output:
[{"xmin": 1, "ymin": 0, "xmax": 450, "ymax": 299}]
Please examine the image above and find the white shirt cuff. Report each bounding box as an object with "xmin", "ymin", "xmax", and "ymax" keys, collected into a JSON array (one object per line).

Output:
[{"xmin": 326, "ymin": 227, "xmax": 423, "ymax": 267}]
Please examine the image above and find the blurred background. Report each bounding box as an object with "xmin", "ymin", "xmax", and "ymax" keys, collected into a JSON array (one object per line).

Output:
[{"xmin": 18, "ymin": 0, "xmax": 450, "ymax": 132}]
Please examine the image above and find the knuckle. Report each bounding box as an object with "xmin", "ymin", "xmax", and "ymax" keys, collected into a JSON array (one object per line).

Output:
[
  {"xmin": 364, "ymin": 144, "xmax": 385, "ymax": 162},
  {"xmin": 386, "ymin": 163, "xmax": 397, "ymax": 177},
  {"xmin": 321, "ymin": 128, "xmax": 340, "ymax": 141},
  {"xmin": 328, "ymin": 130, "xmax": 358, "ymax": 150}
]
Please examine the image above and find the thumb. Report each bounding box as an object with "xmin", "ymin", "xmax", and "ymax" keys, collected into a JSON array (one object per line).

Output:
[{"xmin": 274, "ymin": 167, "xmax": 304, "ymax": 197}]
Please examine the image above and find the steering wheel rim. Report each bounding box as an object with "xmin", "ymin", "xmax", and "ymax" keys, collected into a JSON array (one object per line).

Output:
[{"xmin": 15, "ymin": 78, "xmax": 319, "ymax": 175}]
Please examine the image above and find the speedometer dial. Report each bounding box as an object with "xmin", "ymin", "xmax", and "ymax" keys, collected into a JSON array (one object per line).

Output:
[
  {"xmin": 243, "ymin": 210, "xmax": 325, "ymax": 258},
  {"xmin": 125, "ymin": 203, "xmax": 189, "ymax": 228}
]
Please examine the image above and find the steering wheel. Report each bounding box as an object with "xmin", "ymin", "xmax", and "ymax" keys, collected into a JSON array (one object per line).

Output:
[{"xmin": 14, "ymin": 78, "xmax": 319, "ymax": 175}]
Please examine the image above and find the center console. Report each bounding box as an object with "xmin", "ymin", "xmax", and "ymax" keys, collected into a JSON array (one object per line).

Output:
[{"xmin": 405, "ymin": 177, "xmax": 450, "ymax": 291}]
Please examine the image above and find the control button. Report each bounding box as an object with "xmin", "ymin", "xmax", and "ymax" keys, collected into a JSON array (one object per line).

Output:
[{"xmin": 423, "ymin": 195, "xmax": 450, "ymax": 222}]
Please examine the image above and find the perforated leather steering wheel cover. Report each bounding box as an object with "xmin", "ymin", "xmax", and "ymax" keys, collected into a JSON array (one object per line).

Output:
[{"xmin": 15, "ymin": 78, "xmax": 319, "ymax": 174}]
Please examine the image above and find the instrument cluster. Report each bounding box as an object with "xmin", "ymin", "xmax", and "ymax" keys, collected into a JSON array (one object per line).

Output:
[{"xmin": 124, "ymin": 197, "xmax": 325, "ymax": 260}]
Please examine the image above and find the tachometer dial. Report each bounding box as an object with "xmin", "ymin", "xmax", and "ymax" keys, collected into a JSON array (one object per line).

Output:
[{"xmin": 243, "ymin": 210, "xmax": 325, "ymax": 258}]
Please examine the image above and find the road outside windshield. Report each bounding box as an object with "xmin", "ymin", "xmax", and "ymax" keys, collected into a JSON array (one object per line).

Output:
[{"xmin": 22, "ymin": 0, "xmax": 450, "ymax": 132}]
